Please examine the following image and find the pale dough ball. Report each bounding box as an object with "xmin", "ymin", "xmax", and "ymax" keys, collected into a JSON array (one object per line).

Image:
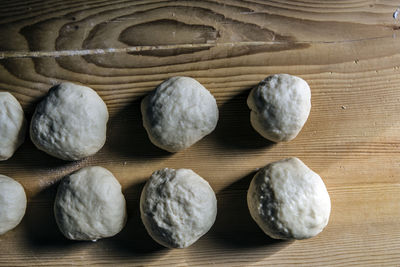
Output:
[
  {"xmin": 0, "ymin": 92, "xmax": 26, "ymax": 160},
  {"xmin": 0, "ymin": 175, "xmax": 27, "ymax": 235},
  {"xmin": 140, "ymin": 168, "xmax": 217, "ymax": 248},
  {"xmin": 141, "ymin": 76, "xmax": 218, "ymax": 152},
  {"xmin": 54, "ymin": 166, "xmax": 126, "ymax": 241},
  {"xmin": 30, "ymin": 83, "xmax": 108, "ymax": 161},
  {"xmin": 247, "ymin": 74, "xmax": 311, "ymax": 142},
  {"xmin": 247, "ymin": 157, "xmax": 331, "ymax": 240}
]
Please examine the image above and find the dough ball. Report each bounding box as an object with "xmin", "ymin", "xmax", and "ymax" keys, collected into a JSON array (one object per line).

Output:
[
  {"xmin": 30, "ymin": 83, "xmax": 108, "ymax": 161},
  {"xmin": 247, "ymin": 74, "xmax": 311, "ymax": 142},
  {"xmin": 140, "ymin": 168, "xmax": 217, "ymax": 248},
  {"xmin": 247, "ymin": 157, "xmax": 331, "ymax": 240},
  {"xmin": 141, "ymin": 77, "xmax": 218, "ymax": 152},
  {"xmin": 0, "ymin": 92, "xmax": 26, "ymax": 160},
  {"xmin": 0, "ymin": 175, "xmax": 27, "ymax": 235},
  {"xmin": 54, "ymin": 166, "xmax": 126, "ymax": 241}
]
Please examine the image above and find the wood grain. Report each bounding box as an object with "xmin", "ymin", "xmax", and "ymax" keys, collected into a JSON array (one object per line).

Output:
[{"xmin": 1, "ymin": 0, "xmax": 400, "ymax": 266}]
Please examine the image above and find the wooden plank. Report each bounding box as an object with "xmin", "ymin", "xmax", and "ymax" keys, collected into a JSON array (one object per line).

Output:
[{"xmin": 0, "ymin": 0, "xmax": 400, "ymax": 266}]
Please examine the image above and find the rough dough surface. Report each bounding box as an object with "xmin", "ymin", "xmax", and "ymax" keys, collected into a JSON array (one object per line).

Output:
[
  {"xmin": 247, "ymin": 74, "xmax": 311, "ymax": 142},
  {"xmin": 247, "ymin": 157, "xmax": 331, "ymax": 240},
  {"xmin": 0, "ymin": 175, "xmax": 27, "ymax": 235},
  {"xmin": 141, "ymin": 76, "xmax": 219, "ymax": 152},
  {"xmin": 140, "ymin": 168, "xmax": 217, "ymax": 248},
  {"xmin": 0, "ymin": 92, "xmax": 26, "ymax": 160},
  {"xmin": 30, "ymin": 83, "xmax": 109, "ymax": 161},
  {"xmin": 54, "ymin": 166, "xmax": 126, "ymax": 241}
]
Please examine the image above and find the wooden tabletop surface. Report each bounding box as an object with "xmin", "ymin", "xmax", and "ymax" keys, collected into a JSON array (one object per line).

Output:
[{"xmin": 1, "ymin": 0, "xmax": 400, "ymax": 266}]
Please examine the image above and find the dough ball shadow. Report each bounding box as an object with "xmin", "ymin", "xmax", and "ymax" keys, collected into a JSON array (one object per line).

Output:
[
  {"xmin": 1, "ymin": 138, "xmax": 74, "ymax": 171},
  {"xmin": 213, "ymin": 89, "xmax": 274, "ymax": 150},
  {"xmin": 212, "ymin": 172, "xmax": 293, "ymax": 250},
  {"xmin": 108, "ymin": 181, "xmax": 167, "ymax": 258},
  {"xmin": 22, "ymin": 180, "xmax": 79, "ymax": 251},
  {"xmin": 106, "ymin": 98, "xmax": 171, "ymax": 160}
]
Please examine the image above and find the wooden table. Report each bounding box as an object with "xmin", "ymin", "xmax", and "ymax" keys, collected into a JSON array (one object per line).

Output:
[{"xmin": 1, "ymin": 0, "xmax": 399, "ymax": 266}]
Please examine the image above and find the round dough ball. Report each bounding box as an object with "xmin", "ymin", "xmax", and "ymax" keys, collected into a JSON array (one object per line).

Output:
[
  {"xmin": 140, "ymin": 168, "xmax": 217, "ymax": 248},
  {"xmin": 0, "ymin": 92, "xmax": 26, "ymax": 160},
  {"xmin": 247, "ymin": 74, "xmax": 311, "ymax": 142},
  {"xmin": 247, "ymin": 157, "xmax": 331, "ymax": 240},
  {"xmin": 141, "ymin": 76, "xmax": 219, "ymax": 152},
  {"xmin": 0, "ymin": 175, "xmax": 27, "ymax": 235},
  {"xmin": 54, "ymin": 166, "xmax": 126, "ymax": 241},
  {"xmin": 30, "ymin": 83, "xmax": 109, "ymax": 161}
]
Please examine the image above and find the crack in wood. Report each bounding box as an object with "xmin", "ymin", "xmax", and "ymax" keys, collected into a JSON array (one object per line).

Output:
[{"xmin": 0, "ymin": 35, "xmax": 393, "ymax": 59}]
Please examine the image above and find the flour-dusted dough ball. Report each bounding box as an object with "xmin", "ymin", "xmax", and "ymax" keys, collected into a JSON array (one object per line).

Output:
[
  {"xmin": 54, "ymin": 166, "xmax": 126, "ymax": 241},
  {"xmin": 140, "ymin": 168, "xmax": 217, "ymax": 248},
  {"xmin": 0, "ymin": 93, "xmax": 26, "ymax": 160},
  {"xmin": 247, "ymin": 74, "xmax": 311, "ymax": 142},
  {"xmin": 247, "ymin": 158, "xmax": 331, "ymax": 240},
  {"xmin": 0, "ymin": 175, "xmax": 27, "ymax": 235},
  {"xmin": 30, "ymin": 83, "xmax": 108, "ymax": 161},
  {"xmin": 141, "ymin": 77, "xmax": 219, "ymax": 152}
]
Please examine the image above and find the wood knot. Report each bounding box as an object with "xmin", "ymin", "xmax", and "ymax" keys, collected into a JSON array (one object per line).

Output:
[{"xmin": 118, "ymin": 19, "xmax": 219, "ymax": 57}]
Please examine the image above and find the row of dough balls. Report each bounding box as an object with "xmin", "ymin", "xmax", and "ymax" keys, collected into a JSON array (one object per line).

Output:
[
  {"xmin": 0, "ymin": 74, "xmax": 311, "ymax": 161},
  {"xmin": 0, "ymin": 158, "xmax": 330, "ymax": 247}
]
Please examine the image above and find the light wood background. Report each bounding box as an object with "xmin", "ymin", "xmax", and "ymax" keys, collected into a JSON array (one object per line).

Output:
[{"xmin": 1, "ymin": 0, "xmax": 400, "ymax": 266}]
